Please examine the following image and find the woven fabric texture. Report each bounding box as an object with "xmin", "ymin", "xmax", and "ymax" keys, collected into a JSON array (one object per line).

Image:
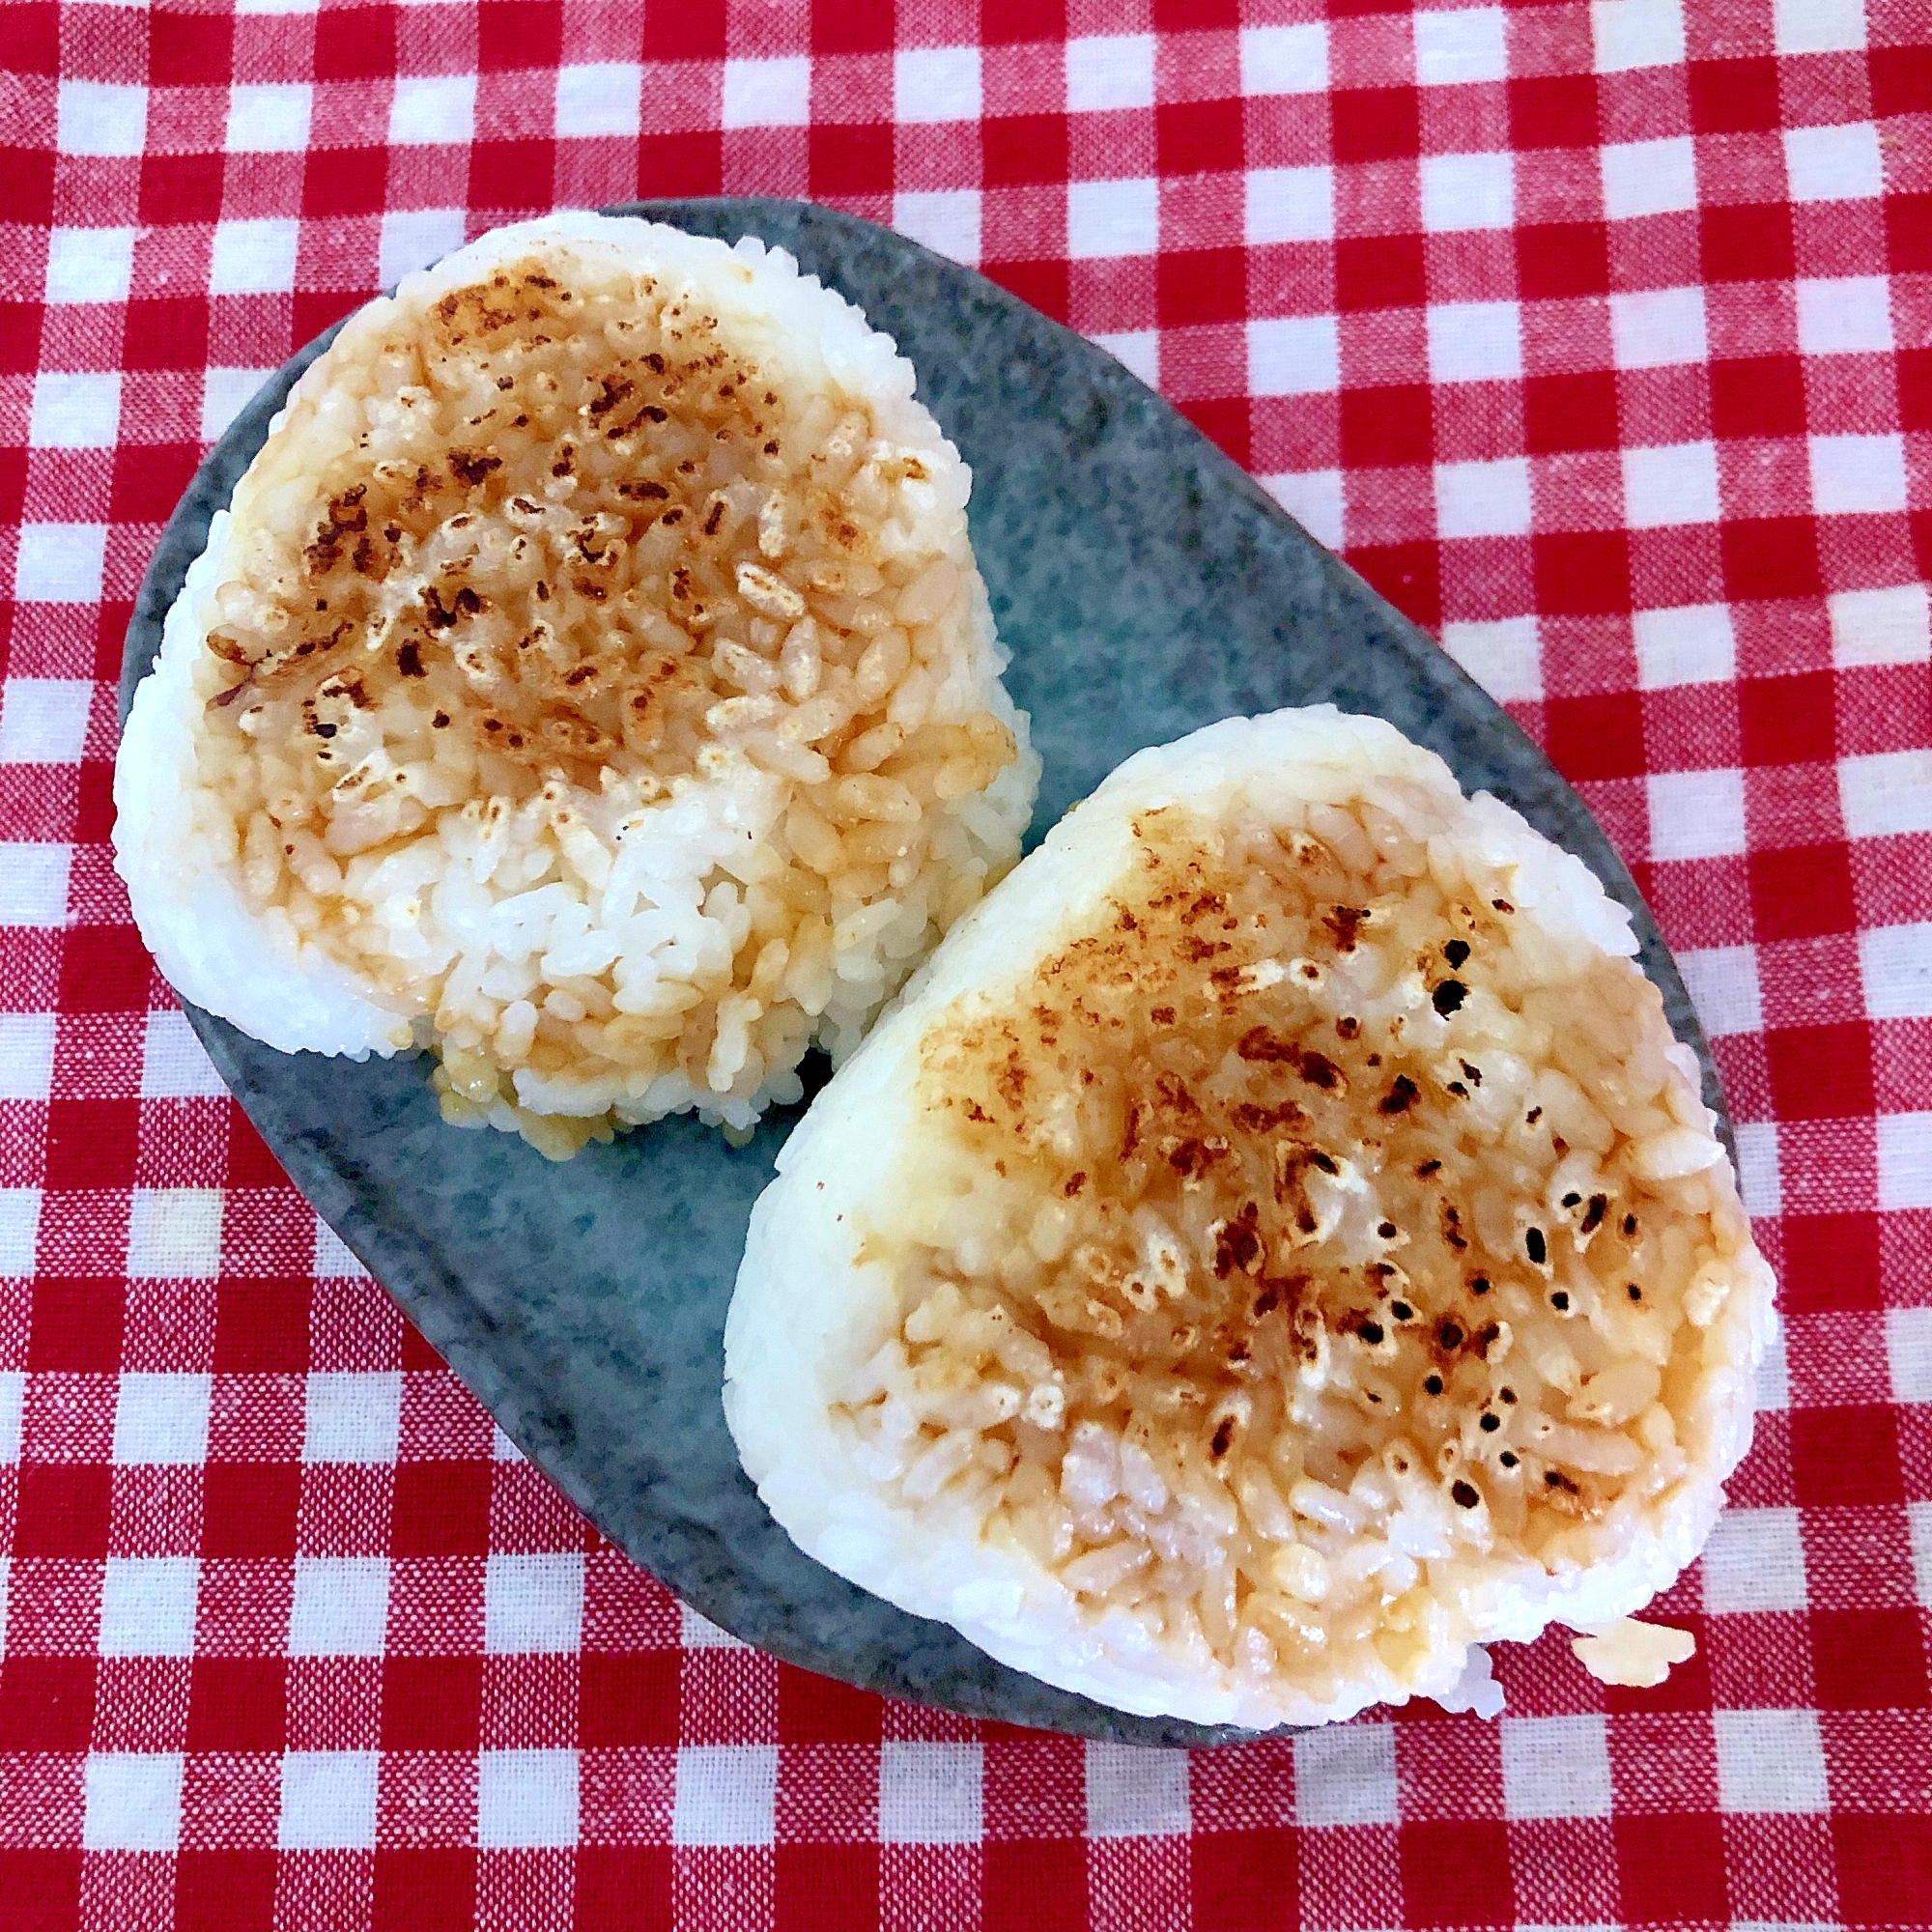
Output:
[{"xmin": 2, "ymin": 1, "xmax": 1929, "ymax": 1928}]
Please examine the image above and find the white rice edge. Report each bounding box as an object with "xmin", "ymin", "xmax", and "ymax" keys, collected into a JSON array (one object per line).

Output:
[
  {"xmin": 724, "ymin": 705, "xmax": 1777, "ymax": 1730},
  {"xmin": 112, "ymin": 210, "xmax": 1013, "ymax": 1063}
]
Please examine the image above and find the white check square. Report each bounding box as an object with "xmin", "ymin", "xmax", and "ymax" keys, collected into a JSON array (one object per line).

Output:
[
  {"xmin": 1776, "ymin": 0, "xmax": 1865, "ymax": 52},
  {"xmin": 1093, "ymin": 330, "xmax": 1158, "ymax": 387},
  {"xmin": 0, "ymin": 844, "xmax": 71, "ymax": 927},
  {"xmin": 1068, "ymin": 179, "xmax": 1159, "ymax": 260},
  {"xmin": 1910, "ymin": 1501, "xmax": 1932, "ymax": 1609},
  {"xmin": 1842, "ymin": 750, "xmax": 1932, "ymax": 839},
  {"xmin": 140, "ymin": 1010, "xmax": 227, "ymax": 1099},
  {"xmin": 210, "ymin": 218, "xmax": 300, "ymax": 298},
  {"xmin": 1784, "ymin": 122, "xmax": 1885, "ymax": 204},
  {"xmin": 58, "ymin": 80, "xmax": 147, "ymax": 157},
  {"xmin": 556, "ymin": 63, "xmax": 640, "ymax": 139},
  {"xmin": 1239, "ymin": 22, "xmax": 1327, "ymax": 95},
  {"xmin": 128, "ymin": 1188, "xmax": 224, "ymax": 1279},
  {"xmin": 879, "ymin": 1742, "xmax": 983, "ymax": 1844},
  {"xmin": 0, "ymin": 1190, "xmax": 42, "ymax": 1274},
  {"xmin": 1086, "ymin": 1743, "xmax": 1190, "ymax": 1838},
  {"xmin": 1648, "ymin": 768, "xmax": 1747, "ymax": 861},
  {"xmin": 1830, "ymin": 583, "xmax": 1927, "ymax": 668},
  {"xmin": 313, "ymin": 1220, "xmax": 371, "ymax": 1279},
  {"xmin": 1602, "ymin": 135, "xmax": 1698, "ymax": 219},
  {"xmin": 1263, "ymin": 470, "xmax": 1344, "ymax": 549},
  {"xmin": 1702, "ymin": 1506, "xmax": 1806, "ymax": 1613},
  {"xmin": 14, "ymin": 526, "xmax": 106, "ymax": 604},
  {"xmin": 29, "ymin": 374, "xmax": 122, "ymax": 451},
  {"xmin": 84, "ymin": 1753, "xmax": 183, "ymax": 1852},
  {"xmin": 1754, "ymin": 1321, "xmax": 1790, "ymax": 1406},
  {"xmin": 0, "ymin": 1370, "xmax": 21, "ymax": 1463},
  {"xmin": 679, "ymin": 1603, "xmax": 749, "ymax": 1649},
  {"xmin": 379, "ymin": 209, "xmax": 467, "ymax": 289},
  {"xmin": 388, "ymin": 73, "xmax": 476, "ymax": 147},
  {"xmin": 113, "ymin": 1374, "xmax": 213, "ymax": 1465},
  {"xmin": 200, "ymin": 367, "xmax": 274, "ymax": 442},
  {"xmin": 1066, "ymin": 35, "xmax": 1154, "ymax": 113},
  {"xmin": 227, "ymin": 82, "xmax": 311, "ymax": 153},
  {"xmin": 288, "ymin": 1557, "xmax": 390, "ymax": 1657},
  {"xmin": 1735, "ymin": 1119, "xmax": 1780, "ymax": 1219},
  {"xmin": 1420, "ymin": 153, "xmax": 1513, "ymax": 234},
  {"xmin": 1815, "ymin": 269, "xmax": 1890, "ymax": 363},
  {"xmin": 1634, "ymin": 602, "xmax": 1736, "ymax": 689},
  {"xmin": 1501, "ymin": 1715, "xmax": 1612, "ymax": 1819},
  {"xmin": 1293, "ymin": 1723, "xmax": 1397, "ymax": 1826},
  {"xmin": 1624, "ymin": 440, "xmax": 1721, "ymax": 528},
  {"xmin": 1443, "ymin": 617, "xmax": 1542, "ymax": 703},
  {"xmin": 1676, "ymin": 945, "xmax": 1762, "ymax": 1039},
  {"xmin": 1415, "ymin": 7, "xmax": 1509, "ymax": 85},
  {"xmin": 45, "ymin": 229, "xmax": 136, "ymax": 305},
  {"xmin": 278, "ymin": 1752, "xmax": 380, "ymax": 1850},
  {"xmin": 895, "ymin": 190, "xmax": 980, "ymax": 267},
  {"xmin": 895, "ymin": 46, "xmax": 980, "ymax": 124},
  {"xmin": 1435, "ymin": 457, "xmax": 1532, "ymax": 539},
  {"xmin": 1715, "ymin": 1709, "xmax": 1830, "ymax": 1814},
  {"xmin": 485, "ymin": 1552, "xmax": 584, "ymax": 1655},
  {"xmin": 478, "ymin": 1749, "xmax": 579, "ymax": 1848},
  {"xmin": 1878, "ymin": 1113, "xmax": 1932, "ymax": 1212},
  {"xmin": 0, "ymin": 677, "xmax": 95, "ymax": 763},
  {"xmin": 1861, "ymin": 922, "xmax": 1932, "ymax": 1020},
  {"xmin": 1428, "ymin": 301, "xmax": 1522, "ymax": 384},
  {"xmin": 1592, "ymin": 0, "xmax": 1687, "ymax": 73},
  {"xmin": 1610, "ymin": 286, "xmax": 1708, "ymax": 370},
  {"xmin": 1248, "ymin": 314, "xmax": 1338, "ymax": 397},
  {"xmin": 99, "ymin": 1557, "xmax": 199, "ymax": 1658},
  {"xmin": 302, "ymin": 1372, "xmax": 402, "ymax": 1464},
  {"xmin": 1889, "ymin": 1307, "xmax": 1932, "ymax": 1405},
  {"xmin": 1811, "ymin": 433, "xmax": 1908, "ymax": 515},
  {"xmin": 721, "ymin": 57, "xmax": 810, "ymax": 129},
  {"xmin": 672, "ymin": 1745, "xmax": 778, "ymax": 1846},
  {"xmin": 1246, "ymin": 165, "xmax": 1334, "ymax": 245}
]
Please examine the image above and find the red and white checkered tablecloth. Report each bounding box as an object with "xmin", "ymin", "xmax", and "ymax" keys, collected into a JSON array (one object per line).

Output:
[{"xmin": 2, "ymin": 0, "xmax": 1929, "ymax": 1927}]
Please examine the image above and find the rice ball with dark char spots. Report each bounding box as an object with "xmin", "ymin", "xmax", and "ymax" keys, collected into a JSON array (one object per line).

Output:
[{"xmin": 724, "ymin": 707, "xmax": 1775, "ymax": 1728}]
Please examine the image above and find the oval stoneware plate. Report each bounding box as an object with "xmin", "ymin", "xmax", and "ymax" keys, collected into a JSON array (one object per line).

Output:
[{"xmin": 119, "ymin": 197, "xmax": 1725, "ymax": 1747}]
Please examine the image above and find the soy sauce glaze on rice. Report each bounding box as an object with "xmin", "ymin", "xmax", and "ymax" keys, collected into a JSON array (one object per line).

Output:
[{"xmin": 116, "ymin": 216, "xmax": 1037, "ymax": 1157}]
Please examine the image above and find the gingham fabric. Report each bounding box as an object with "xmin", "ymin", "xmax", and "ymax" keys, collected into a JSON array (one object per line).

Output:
[{"xmin": 2, "ymin": 1, "xmax": 1929, "ymax": 1927}]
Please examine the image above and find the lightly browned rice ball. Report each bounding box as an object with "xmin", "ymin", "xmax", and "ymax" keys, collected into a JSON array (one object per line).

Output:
[{"xmin": 114, "ymin": 213, "xmax": 1038, "ymax": 1158}]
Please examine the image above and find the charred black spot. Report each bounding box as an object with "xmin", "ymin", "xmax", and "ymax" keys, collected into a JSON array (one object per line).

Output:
[
  {"xmin": 449, "ymin": 449, "xmax": 501, "ymax": 486},
  {"xmin": 1451, "ymin": 1480, "xmax": 1480, "ymax": 1509},
  {"xmin": 1432, "ymin": 979, "xmax": 1467, "ymax": 1016},
  {"xmin": 1379, "ymin": 1075, "xmax": 1419, "ymax": 1115},
  {"xmin": 1443, "ymin": 938, "xmax": 1470, "ymax": 969}
]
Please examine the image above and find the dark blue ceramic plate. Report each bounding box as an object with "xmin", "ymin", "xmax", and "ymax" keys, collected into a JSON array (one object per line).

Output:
[{"xmin": 120, "ymin": 198, "xmax": 1723, "ymax": 1746}]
